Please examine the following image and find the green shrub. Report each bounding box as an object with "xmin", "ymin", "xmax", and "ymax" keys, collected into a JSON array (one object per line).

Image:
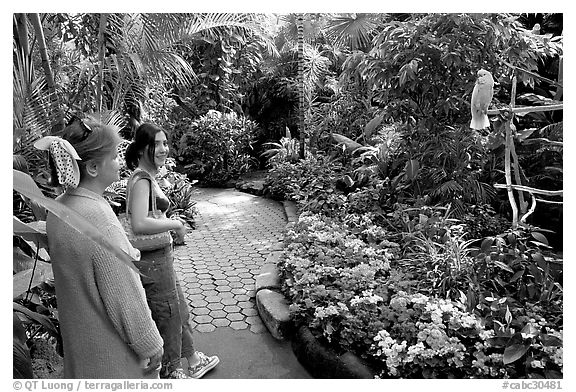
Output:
[
  {"xmin": 176, "ymin": 110, "xmax": 259, "ymax": 185},
  {"xmin": 264, "ymin": 155, "xmax": 346, "ymax": 216}
]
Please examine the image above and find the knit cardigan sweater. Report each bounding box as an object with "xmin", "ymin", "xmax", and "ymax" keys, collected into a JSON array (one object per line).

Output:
[{"xmin": 46, "ymin": 186, "xmax": 163, "ymax": 378}]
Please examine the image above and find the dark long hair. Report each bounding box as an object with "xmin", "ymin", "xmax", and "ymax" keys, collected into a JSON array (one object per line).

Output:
[{"xmin": 125, "ymin": 123, "xmax": 168, "ymax": 171}]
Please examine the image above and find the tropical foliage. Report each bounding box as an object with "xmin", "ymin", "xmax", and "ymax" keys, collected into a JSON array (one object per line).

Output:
[{"xmin": 13, "ymin": 12, "xmax": 562, "ymax": 379}]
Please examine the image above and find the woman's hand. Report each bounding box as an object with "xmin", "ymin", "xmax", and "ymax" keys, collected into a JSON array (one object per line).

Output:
[
  {"xmin": 143, "ymin": 347, "xmax": 163, "ymax": 376},
  {"xmin": 172, "ymin": 217, "xmax": 187, "ymax": 245}
]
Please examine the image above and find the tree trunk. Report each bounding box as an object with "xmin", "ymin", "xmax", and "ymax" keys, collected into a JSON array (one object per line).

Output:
[
  {"xmin": 28, "ymin": 14, "xmax": 55, "ymax": 94},
  {"xmin": 28, "ymin": 13, "xmax": 64, "ymax": 132},
  {"xmin": 14, "ymin": 14, "xmax": 29, "ymax": 61},
  {"xmin": 297, "ymin": 14, "xmax": 305, "ymax": 159},
  {"xmin": 96, "ymin": 13, "xmax": 108, "ymax": 112}
]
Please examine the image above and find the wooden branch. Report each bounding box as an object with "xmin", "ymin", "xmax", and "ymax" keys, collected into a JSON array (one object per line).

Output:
[
  {"xmin": 554, "ymin": 56, "xmax": 563, "ymax": 100},
  {"xmin": 488, "ymin": 104, "xmax": 563, "ymax": 115},
  {"xmin": 511, "ymin": 141, "xmax": 528, "ymax": 213},
  {"xmin": 509, "ymin": 72, "xmax": 527, "ymax": 214},
  {"xmin": 520, "ymin": 193, "xmax": 537, "ymax": 223},
  {"xmin": 535, "ymin": 198, "xmax": 563, "ymax": 205},
  {"xmin": 494, "ymin": 184, "xmax": 563, "ymax": 197},
  {"xmin": 504, "ymin": 121, "xmax": 519, "ymax": 228}
]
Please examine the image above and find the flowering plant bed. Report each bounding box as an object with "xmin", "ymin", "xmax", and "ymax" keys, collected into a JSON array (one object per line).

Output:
[{"xmin": 279, "ymin": 211, "xmax": 563, "ymax": 378}]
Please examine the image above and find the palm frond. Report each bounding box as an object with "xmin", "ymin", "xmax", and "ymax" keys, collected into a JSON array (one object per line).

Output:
[
  {"xmin": 13, "ymin": 41, "xmax": 57, "ymax": 141},
  {"xmin": 323, "ymin": 13, "xmax": 380, "ymax": 50},
  {"xmin": 538, "ymin": 121, "xmax": 563, "ymax": 141},
  {"xmin": 432, "ymin": 180, "xmax": 463, "ymax": 199}
]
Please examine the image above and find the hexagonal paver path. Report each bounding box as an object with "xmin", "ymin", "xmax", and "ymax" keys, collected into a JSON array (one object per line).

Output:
[
  {"xmin": 172, "ymin": 187, "xmax": 311, "ymax": 378},
  {"xmin": 174, "ymin": 187, "xmax": 286, "ymax": 334}
]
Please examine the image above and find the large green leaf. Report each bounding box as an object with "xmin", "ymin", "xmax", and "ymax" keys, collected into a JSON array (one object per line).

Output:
[
  {"xmin": 13, "ymin": 247, "xmax": 35, "ymax": 273},
  {"xmin": 404, "ymin": 159, "xmax": 420, "ymax": 181},
  {"xmin": 13, "ymin": 302, "xmax": 59, "ymax": 338},
  {"xmin": 364, "ymin": 113, "xmax": 385, "ymax": 140},
  {"xmin": 13, "ymin": 217, "xmax": 48, "ymax": 248},
  {"xmin": 13, "ymin": 169, "xmax": 140, "ymax": 274},
  {"xmin": 13, "ymin": 313, "xmax": 33, "ymax": 379},
  {"xmin": 332, "ymin": 133, "xmax": 362, "ymax": 153},
  {"xmin": 503, "ymin": 343, "xmax": 530, "ymax": 365},
  {"xmin": 13, "ymin": 261, "xmax": 53, "ymax": 300}
]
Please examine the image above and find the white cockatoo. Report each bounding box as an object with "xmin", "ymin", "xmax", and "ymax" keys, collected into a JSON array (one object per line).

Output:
[{"xmin": 470, "ymin": 69, "xmax": 494, "ymax": 130}]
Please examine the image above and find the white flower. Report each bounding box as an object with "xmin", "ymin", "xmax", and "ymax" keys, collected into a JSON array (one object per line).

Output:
[{"xmin": 350, "ymin": 289, "xmax": 384, "ymax": 307}]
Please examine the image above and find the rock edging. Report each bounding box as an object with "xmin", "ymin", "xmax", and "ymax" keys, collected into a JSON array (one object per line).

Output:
[{"xmin": 292, "ymin": 325, "xmax": 374, "ymax": 379}]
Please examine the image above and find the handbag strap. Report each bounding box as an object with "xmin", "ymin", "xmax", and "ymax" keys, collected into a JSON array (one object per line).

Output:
[{"xmin": 126, "ymin": 169, "xmax": 159, "ymax": 217}]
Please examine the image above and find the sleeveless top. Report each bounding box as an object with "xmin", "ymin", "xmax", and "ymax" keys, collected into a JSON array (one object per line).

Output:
[{"xmin": 126, "ymin": 169, "xmax": 170, "ymax": 214}]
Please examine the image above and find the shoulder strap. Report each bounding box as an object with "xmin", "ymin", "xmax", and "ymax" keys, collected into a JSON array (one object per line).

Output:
[{"xmin": 126, "ymin": 169, "xmax": 158, "ymax": 215}]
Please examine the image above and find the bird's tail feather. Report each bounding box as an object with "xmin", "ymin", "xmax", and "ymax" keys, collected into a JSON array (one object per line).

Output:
[{"xmin": 470, "ymin": 114, "xmax": 490, "ymax": 130}]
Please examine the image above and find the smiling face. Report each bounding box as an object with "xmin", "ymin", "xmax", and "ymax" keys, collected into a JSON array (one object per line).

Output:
[{"xmin": 149, "ymin": 130, "xmax": 169, "ymax": 169}]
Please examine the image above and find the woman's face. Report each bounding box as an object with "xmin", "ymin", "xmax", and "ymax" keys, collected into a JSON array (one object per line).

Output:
[
  {"xmin": 95, "ymin": 145, "xmax": 121, "ymax": 188},
  {"xmin": 150, "ymin": 131, "xmax": 169, "ymax": 168}
]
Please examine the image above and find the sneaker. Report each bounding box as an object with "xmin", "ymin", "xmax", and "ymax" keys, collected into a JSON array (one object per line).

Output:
[
  {"xmin": 188, "ymin": 352, "xmax": 220, "ymax": 379},
  {"xmin": 164, "ymin": 368, "xmax": 192, "ymax": 379}
]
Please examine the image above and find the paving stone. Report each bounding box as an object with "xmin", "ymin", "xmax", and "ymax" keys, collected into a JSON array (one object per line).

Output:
[
  {"xmin": 237, "ymin": 301, "xmax": 253, "ymax": 309},
  {"xmin": 216, "ymin": 286, "xmax": 233, "ymax": 293},
  {"xmin": 205, "ymin": 295, "xmax": 221, "ymax": 303},
  {"xmin": 212, "ymin": 318, "xmax": 231, "ymax": 327},
  {"xmin": 196, "ymin": 324, "xmax": 216, "ymax": 333},
  {"xmin": 186, "ymin": 287, "xmax": 203, "ymax": 295},
  {"xmin": 207, "ymin": 302, "xmax": 224, "ymax": 310},
  {"xmin": 190, "ymin": 299, "xmax": 208, "ymax": 308},
  {"xmin": 221, "ymin": 297, "xmax": 238, "ymax": 306},
  {"xmin": 226, "ymin": 313, "xmax": 244, "ymax": 322},
  {"xmin": 209, "ymin": 310, "xmax": 227, "ymax": 319},
  {"xmin": 194, "ymin": 315, "xmax": 213, "ymax": 324},
  {"xmin": 235, "ymin": 294, "xmax": 251, "ymax": 302},
  {"xmin": 188, "ymin": 294, "xmax": 205, "ymax": 302},
  {"xmin": 204, "ymin": 289, "xmax": 220, "ymax": 297},
  {"xmin": 242, "ymin": 308, "xmax": 259, "ymax": 317},
  {"xmin": 223, "ymin": 305, "xmax": 241, "ymax": 313},
  {"xmin": 192, "ymin": 307, "xmax": 210, "ymax": 316},
  {"xmin": 229, "ymin": 321, "xmax": 249, "ymax": 330}
]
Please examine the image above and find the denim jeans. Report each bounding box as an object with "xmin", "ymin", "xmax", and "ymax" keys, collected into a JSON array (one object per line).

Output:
[{"xmin": 134, "ymin": 243, "xmax": 195, "ymax": 374}]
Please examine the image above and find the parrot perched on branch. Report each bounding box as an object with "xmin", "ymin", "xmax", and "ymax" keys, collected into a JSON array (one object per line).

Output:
[{"xmin": 470, "ymin": 69, "xmax": 494, "ymax": 130}]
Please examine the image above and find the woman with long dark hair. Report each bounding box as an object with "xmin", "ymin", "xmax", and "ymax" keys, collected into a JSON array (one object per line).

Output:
[{"xmin": 124, "ymin": 123, "xmax": 219, "ymax": 379}]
